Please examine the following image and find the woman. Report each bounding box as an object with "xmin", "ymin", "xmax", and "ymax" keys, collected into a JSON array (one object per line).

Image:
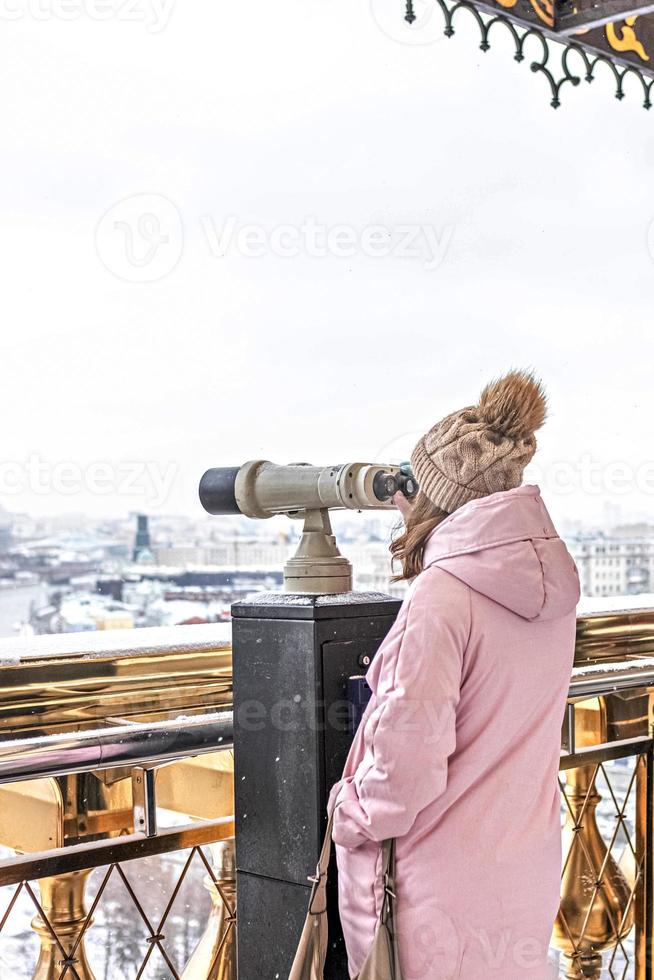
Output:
[{"xmin": 328, "ymin": 370, "xmax": 580, "ymax": 980}]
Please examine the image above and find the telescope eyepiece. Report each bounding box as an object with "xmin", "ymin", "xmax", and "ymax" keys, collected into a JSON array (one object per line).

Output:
[
  {"xmin": 371, "ymin": 466, "xmax": 418, "ymax": 503},
  {"xmin": 397, "ymin": 472, "xmax": 418, "ymax": 498}
]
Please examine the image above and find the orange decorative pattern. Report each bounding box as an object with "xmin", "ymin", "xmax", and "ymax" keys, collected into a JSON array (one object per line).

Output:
[{"xmin": 606, "ymin": 16, "xmax": 650, "ymax": 61}]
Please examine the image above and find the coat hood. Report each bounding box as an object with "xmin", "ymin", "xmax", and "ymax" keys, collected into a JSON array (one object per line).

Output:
[{"xmin": 422, "ymin": 485, "xmax": 580, "ymax": 622}]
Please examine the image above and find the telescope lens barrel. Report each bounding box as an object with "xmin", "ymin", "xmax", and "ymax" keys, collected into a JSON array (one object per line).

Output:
[
  {"xmin": 199, "ymin": 467, "xmax": 241, "ymax": 515},
  {"xmin": 199, "ymin": 460, "xmax": 419, "ymax": 518}
]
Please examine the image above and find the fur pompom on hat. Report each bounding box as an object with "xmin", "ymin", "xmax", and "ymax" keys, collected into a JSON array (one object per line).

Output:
[{"xmin": 411, "ymin": 370, "xmax": 547, "ymax": 513}]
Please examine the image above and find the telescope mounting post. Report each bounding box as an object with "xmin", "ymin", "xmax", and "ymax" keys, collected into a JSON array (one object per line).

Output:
[{"xmin": 283, "ymin": 508, "xmax": 352, "ymax": 594}]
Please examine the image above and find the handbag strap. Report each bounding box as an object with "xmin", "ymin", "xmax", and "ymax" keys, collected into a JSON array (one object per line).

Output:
[
  {"xmin": 307, "ymin": 810, "xmax": 334, "ymax": 915},
  {"xmin": 379, "ymin": 837, "xmax": 397, "ymax": 927},
  {"xmin": 307, "ymin": 808, "xmax": 397, "ymax": 924}
]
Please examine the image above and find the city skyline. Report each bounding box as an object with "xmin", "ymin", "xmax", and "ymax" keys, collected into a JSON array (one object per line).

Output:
[{"xmin": 2, "ymin": 494, "xmax": 654, "ymax": 536}]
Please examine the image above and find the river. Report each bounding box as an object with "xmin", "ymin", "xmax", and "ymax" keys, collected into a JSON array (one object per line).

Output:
[{"xmin": 0, "ymin": 583, "xmax": 47, "ymax": 638}]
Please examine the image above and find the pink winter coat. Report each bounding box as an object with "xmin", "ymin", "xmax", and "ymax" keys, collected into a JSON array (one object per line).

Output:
[{"xmin": 328, "ymin": 485, "xmax": 580, "ymax": 980}]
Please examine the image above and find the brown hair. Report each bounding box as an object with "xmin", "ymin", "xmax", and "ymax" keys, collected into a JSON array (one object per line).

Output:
[{"xmin": 390, "ymin": 490, "xmax": 449, "ymax": 582}]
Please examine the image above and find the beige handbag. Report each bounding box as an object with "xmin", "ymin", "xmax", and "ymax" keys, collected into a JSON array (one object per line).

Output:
[{"xmin": 288, "ymin": 810, "xmax": 402, "ymax": 980}]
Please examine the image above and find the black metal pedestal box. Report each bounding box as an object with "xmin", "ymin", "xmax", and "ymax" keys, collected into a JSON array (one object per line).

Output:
[{"xmin": 231, "ymin": 591, "xmax": 401, "ymax": 980}]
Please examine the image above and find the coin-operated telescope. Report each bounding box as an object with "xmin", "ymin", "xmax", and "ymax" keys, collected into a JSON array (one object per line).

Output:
[
  {"xmin": 199, "ymin": 460, "xmax": 417, "ymax": 593},
  {"xmin": 199, "ymin": 460, "xmax": 418, "ymax": 978}
]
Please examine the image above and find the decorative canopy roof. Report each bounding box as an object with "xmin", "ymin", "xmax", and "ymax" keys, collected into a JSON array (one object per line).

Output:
[{"xmin": 405, "ymin": 0, "xmax": 654, "ymax": 107}]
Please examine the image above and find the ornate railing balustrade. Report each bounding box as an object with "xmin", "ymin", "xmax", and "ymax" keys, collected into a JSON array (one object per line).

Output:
[
  {"xmin": 557, "ymin": 606, "xmax": 654, "ymax": 979},
  {"xmin": 0, "ymin": 625, "xmax": 235, "ymax": 979},
  {"xmin": 0, "ymin": 608, "xmax": 654, "ymax": 977}
]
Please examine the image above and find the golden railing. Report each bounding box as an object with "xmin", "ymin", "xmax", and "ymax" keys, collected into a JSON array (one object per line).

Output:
[
  {"xmin": 0, "ymin": 609, "xmax": 654, "ymax": 978},
  {"xmin": 557, "ymin": 607, "xmax": 654, "ymax": 979},
  {"xmin": 0, "ymin": 625, "xmax": 235, "ymax": 979}
]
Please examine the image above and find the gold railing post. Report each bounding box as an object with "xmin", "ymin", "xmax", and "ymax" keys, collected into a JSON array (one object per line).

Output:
[
  {"xmin": 553, "ymin": 763, "xmax": 634, "ymax": 979},
  {"xmin": 181, "ymin": 839, "xmax": 236, "ymax": 980},
  {"xmin": 31, "ymin": 869, "xmax": 96, "ymax": 980},
  {"xmin": 635, "ymin": 751, "xmax": 648, "ymax": 980}
]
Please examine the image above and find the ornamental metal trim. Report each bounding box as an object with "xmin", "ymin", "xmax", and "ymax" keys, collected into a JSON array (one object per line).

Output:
[{"xmin": 405, "ymin": 0, "xmax": 654, "ymax": 108}]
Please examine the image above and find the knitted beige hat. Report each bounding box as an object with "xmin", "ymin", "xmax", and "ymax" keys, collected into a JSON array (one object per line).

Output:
[{"xmin": 411, "ymin": 370, "xmax": 547, "ymax": 513}]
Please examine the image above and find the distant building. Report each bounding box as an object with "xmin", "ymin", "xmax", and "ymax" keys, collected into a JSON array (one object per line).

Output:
[
  {"xmin": 96, "ymin": 577, "xmax": 124, "ymax": 601},
  {"xmin": 50, "ymin": 594, "xmax": 135, "ymax": 633},
  {"xmin": 154, "ymin": 539, "xmax": 293, "ymax": 568},
  {"xmin": 133, "ymin": 514, "xmax": 154, "ymax": 562},
  {"xmin": 0, "ymin": 507, "xmax": 12, "ymax": 553},
  {"xmin": 567, "ymin": 531, "xmax": 654, "ymax": 597},
  {"xmin": 150, "ymin": 534, "xmax": 411, "ymax": 595}
]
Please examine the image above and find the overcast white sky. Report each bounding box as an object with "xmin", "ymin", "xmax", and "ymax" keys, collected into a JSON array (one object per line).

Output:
[{"xmin": 1, "ymin": 0, "xmax": 653, "ymax": 530}]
